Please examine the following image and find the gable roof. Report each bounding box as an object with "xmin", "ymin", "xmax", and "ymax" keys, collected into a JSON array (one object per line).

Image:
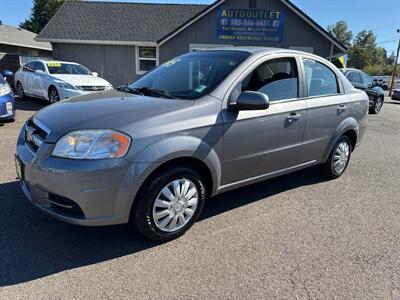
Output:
[
  {"xmin": 36, "ymin": 1, "xmax": 208, "ymax": 44},
  {"xmin": 0, "ymin": 23, "xmax": 52, "ymax": 51},
  {"xmin": 157, "ymin": 0, "xmax": 347, "ymax": 52},
  {"xmin": 36, "ymin": 0, "xmax": 347, "ymax": 53}
]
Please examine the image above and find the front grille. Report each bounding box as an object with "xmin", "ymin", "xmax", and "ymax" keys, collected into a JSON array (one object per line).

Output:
[
  {"xmin": 81, "ymin": 86, "xmax": 105, "ymax": 92},
  {"xmin": 25, "ymin": 118, "xmax": 49, "ymax": 153},
  {"xmin": 48, "ymin": 193, "xmax": 85, "ymax": 217}
]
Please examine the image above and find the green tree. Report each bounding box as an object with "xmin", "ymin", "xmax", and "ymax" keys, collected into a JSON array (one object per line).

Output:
[
  {"xmin": 20, "ymin": 0, "xmax": 64, "ymax": 33},
  {"xmin": 327, "ymin": 21, "xmax": 353, "ymax": 48},
  {"xmin": 348, "ymin": 30, "xmax": 379, "ymax": 70}
]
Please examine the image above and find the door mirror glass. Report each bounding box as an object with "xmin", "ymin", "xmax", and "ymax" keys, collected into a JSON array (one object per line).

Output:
[
  {"xmin": 230, "ymin": 91, "xmax": 269, "ymax": 111},
  {"xmin": 92, "ymin": 72, "xmax": 98, "ymax": 77}
]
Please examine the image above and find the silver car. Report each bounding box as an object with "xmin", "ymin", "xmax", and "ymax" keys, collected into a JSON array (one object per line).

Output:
[{"xmin": 15, "ymin": 48, "xmax": 368, "ymax": 241}]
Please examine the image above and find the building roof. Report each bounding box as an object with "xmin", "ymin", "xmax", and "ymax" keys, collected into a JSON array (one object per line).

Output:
[
  {"xmin": 36, "ymin": 0, "xmax": 346, "ymax": 53},
  {"xmin": 36, "ymin": 1, "xmax": 208, "ymax": 44},
  {"xmin": 0, "ymin": 23, "xmax": 52, "ymax": 51}
]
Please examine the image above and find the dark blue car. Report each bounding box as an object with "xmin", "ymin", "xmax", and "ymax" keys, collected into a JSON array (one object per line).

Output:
[{"xmin": 0, "ymin": 71, "xmax": 16, "ymax": 122}]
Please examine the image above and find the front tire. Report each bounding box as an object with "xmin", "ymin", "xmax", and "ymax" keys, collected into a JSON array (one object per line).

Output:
[
  {"xmin": 370, "ymin": 96, "xmax": 383, "ymax": 114},
  {"xmin": 319, "ymin": 135, "xmax": 352, "ymax": 179},
  {"xmin": 48, "ymin": 86, "xmax": 60, "ymax": 103},
  {"xmin": 16, "ymin": 82, "xmax": 25, "ymax": 100},
  {"xmin": 132, "ymin": 167, "xmax": 206, "ymax": 242}
]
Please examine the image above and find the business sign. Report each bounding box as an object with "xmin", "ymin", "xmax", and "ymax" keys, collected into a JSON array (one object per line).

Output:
[{"xmin": 216, "ymin": 9, "xmax": 285, "ymax": 42}]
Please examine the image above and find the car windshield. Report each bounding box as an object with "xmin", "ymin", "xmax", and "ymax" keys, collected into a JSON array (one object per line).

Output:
[
  {"xmin": 126, "ymin": 51, "xmax": 251, "ymax": 99},
  {"xmin": 46, "ymin": 62, "xmax": 91, "ymax": 75}
]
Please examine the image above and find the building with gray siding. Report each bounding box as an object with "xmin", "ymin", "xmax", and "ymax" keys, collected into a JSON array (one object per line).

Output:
[{"xmin": 36, "ymin": 0, "xmax": 346, "ymax": 87}]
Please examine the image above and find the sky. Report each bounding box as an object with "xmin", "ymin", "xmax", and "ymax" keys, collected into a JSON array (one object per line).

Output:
[{"xmin": 0, "ymin": 0, "xmax": 399, "ymax": 54}]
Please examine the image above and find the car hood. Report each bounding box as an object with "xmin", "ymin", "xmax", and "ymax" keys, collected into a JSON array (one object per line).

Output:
[
  {"xmin": 50, "ymin": 74, "xmax": 111, "ymax": 87},
  {"xmin": 34, "ymin": 90, "xmax": 194, "ymax": 142}
]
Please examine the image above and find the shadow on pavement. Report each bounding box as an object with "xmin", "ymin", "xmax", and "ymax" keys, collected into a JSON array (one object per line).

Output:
[
  {"xmin": 0, "ymin": 166, "xmax": 325, "ymax": 286},
  {"xmin": 15, "ymin": 98, "xmax": 48, "ymax": 112}
]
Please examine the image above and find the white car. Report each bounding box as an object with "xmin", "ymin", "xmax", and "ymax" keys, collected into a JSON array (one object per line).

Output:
[{"xmin": 14, "ymin": 60, "xmax": 113, "ymax": 102}]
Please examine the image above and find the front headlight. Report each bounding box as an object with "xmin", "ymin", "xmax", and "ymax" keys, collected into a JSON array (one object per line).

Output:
[
  {"xmin": 105, "ymin": 84, "xmax": 113, "ymax": 90},
  {"xmin": 58, "ymin": 82, "xmax": 76, "ymax": 90},
  {"xmin": 0, "ymin": 84, "xmax": 11, "ymax": 96},
  {"xmin": 52, "ymin": 130, "xmax": 131, "ymax": 159}
]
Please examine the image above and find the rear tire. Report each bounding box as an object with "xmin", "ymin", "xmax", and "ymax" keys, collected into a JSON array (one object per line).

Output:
[
  {"xmin": 319, "ymin": 135, "xmax": 352, "ymax": 179},
  {"xmin": 370, "ymin": 96, "xmax": 383, "ymax": 114},
  {"xmin": 132, "ymin": 167, "xmax": 206, "ymax": 242}
]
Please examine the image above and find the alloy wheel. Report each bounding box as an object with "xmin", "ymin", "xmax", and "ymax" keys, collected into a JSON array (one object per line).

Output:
[
  {"xmin": 152, "ymin": 179, "xmax": 199, "ymax": 232},
  {"xmin": 332, "ymin": 141, "xmax": 350, "ymax": 174},
  {"xmin": 374, "ymin": 97, "xmax": 383, "ymax": 114},
  {"xmin": 49, "ymin": 88, "xmax": 60, "ymax": 103}
]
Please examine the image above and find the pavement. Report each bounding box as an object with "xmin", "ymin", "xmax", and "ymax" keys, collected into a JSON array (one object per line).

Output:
[{"xmin": 0, "ymin": 96, "xmax": 400, "ymax": 299}]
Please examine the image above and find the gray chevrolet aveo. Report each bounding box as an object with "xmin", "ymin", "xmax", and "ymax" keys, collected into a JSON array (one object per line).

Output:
[{"xmin": 16, "ymin": 48, "xmax": 368, "ymax": 241}]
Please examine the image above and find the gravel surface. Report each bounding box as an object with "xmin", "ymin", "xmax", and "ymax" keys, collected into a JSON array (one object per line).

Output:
[{"xmin": 1, "ymin": 97, "xmax": 399, "ymax": 299}]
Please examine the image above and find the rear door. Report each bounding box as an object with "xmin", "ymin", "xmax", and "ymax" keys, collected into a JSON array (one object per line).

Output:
[
  {"xmin": 299, "ymin": 58, "xmax": 350, "ymax": 163},
  {"xmin": 221, "ymin": 55, "xmax": 307, "ymax": 185}
]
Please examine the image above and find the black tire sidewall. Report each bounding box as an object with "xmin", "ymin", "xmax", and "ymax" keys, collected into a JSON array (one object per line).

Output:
[
  {"xmin": 17, "ymin": 82, "xmax": 24, "ymax": 99},
  {"xmin": 49, "ymin": 87, "xmax": 59, "ymax": 103},
  {"xmin": 133, "ymin": 167, "xmax": 206, "ymax": 242}
]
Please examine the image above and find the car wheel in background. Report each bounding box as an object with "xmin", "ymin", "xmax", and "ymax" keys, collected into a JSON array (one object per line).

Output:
[
  {"xmin": 370, "ymin": 96, "xmax": 383, "ymax": 114},
  {"xmin": 132, "ymin": 167, "xmax": 206, "ymax": 242},
  {"xmin": 319, "ymin": 135, "xmax": 352, "ymax": 179},
  {"xmin": 16, "ymin": 82, "xmax": 25, "ymax": 100},
  {"xmin": 48, "ymin": 86, "xmax": 60, "ymax": 103}
]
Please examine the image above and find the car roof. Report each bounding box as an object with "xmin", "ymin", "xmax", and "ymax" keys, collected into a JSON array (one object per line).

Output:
[
  {"xmin": 340, "ymin": 68, "xmax": 362, "ymax": 73},
  {"xmin": 30, "ymin": 60, "xmax": 80, "ymax": 65},
  {"xmin": 196, "ymin": 46, "xmax": 324, "ymax": 59}
]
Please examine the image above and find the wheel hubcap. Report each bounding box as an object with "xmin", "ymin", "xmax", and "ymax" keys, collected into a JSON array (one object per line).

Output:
[
  {"xmin": 333, "ymin": 142, "xmax": 350, "ymax": 174},
  {"xmin": 152, "ymin": 179, "xmax": 198, "ymax": 232}
]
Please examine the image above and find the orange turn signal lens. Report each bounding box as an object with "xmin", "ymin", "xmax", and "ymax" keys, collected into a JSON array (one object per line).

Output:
[{"xmin": 111, "ymin": 133, "xmax": 131, "ymax": 157}]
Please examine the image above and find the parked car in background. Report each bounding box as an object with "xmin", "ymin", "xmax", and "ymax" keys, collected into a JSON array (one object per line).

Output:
[
  {"xmin": 0, "ymin": 70, "xmax": 16, "ymax": 122},
  {"xmin": 391, "ymin": 89, "xmax": 400, "ymax": 100},
  {"xmin": 14, "ymin": 60, "xmax": 113, "ymax": 103},
  {"xmin": 16, "ymin": 48, "xmax": 368, "ymax": 241},
  {"xmin": 341, "ymin": 68, "xmax": 384, "ymax": 114},
  {"xmin": 371, "ymin": 76, "xmax": 389, "ymax": 90}
]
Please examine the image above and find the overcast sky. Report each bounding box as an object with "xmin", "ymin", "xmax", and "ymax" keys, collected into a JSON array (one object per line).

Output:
[{"xmin": 0, "ymin": 0, "xmax": 399, "ymax": 54}]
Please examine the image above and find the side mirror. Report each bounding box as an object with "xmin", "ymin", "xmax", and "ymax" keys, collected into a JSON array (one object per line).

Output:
[
  {"xmin": 230, "ymin": 91, "xmax": 269, "ymax": 111},
  {"xmin": 2, "ymin": 70, "xmax": 13, "ymax": 78},
  {"xmin": 34, "ymin": 70, "xmax": 44, "ymax": 75},
  {"xmin": 92, "ymin": 72, "xmax": 98, "ymax": 77}
]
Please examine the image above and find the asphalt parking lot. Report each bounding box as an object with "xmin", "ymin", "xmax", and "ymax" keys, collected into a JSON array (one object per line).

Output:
[{"xmin": 1, "ymin": 96, "xmax": 400, "ymax": 299}]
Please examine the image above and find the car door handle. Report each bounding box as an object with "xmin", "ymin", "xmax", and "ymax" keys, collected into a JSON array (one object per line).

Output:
[
  {"xmin": 337, "ymin": 104, "xmax": 347, "ymax": 111},
  {"xmin": 286, "ymin": 113, "xmax": 301, "ymax": 123}
]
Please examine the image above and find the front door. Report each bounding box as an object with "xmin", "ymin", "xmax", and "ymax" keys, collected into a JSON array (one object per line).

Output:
[{"xmin": 221, "ymin": 56, "xmax": 307, "ymax": 186}]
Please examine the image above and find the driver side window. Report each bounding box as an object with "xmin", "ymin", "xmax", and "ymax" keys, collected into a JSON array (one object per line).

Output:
[{"xmin": 242, "ymin": 57, "xmax": 299, "ymax": 102}]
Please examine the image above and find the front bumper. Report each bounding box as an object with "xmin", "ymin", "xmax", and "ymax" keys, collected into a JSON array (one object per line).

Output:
[
  {"xmin": 0, "ymin": 93, "xmax": 15, "ymax": 120},
  {"xmin": 59, "ymin": 88, "xmax": 86, "ymax": 100},
  {"xmin": 16, "ymin": 125, "xmax": 153, "ymax": 226}
]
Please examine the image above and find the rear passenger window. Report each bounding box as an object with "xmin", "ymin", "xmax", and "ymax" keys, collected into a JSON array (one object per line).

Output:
[
  {"xmin": 303, "ymin": 59, "xmax": 339, "ymax": 97},
  {"xmin": 242, "ymin": 58, "xmax": 298, "ymax": 101},
  {"xmin": 347, "ymin": 72, "xmax": 362, "ymax": 84}
]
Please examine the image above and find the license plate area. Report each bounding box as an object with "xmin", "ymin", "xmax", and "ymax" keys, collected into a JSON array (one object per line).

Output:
[{"xmin": 15, "ymin": 155, "xmax": 24, "ymax": 181}]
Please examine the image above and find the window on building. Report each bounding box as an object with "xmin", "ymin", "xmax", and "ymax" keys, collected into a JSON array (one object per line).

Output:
[
  {"xmin": 136, "ymin": 46, "xmax": 157, "ymax": 74},
  {"xmin": 303, "ymin": 59, "xmax": 339, "ymax": 97},
  {"xmin": 242, "ymin": 57, "xmax": 299, "ymax": 101}
]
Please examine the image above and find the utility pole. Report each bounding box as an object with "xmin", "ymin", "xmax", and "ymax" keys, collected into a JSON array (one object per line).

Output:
[{"xmin": 388, "ymin": 29, "xmax": 400, "ymax": 97}]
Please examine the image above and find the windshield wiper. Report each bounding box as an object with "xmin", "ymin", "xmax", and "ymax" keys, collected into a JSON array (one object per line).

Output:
[
  {"xmin": 117, "ymin": 84, "xmax": 141, "ymax": 95},
  {"xmin": 134, "ymin": 87, "xmax": 176, "ymax": 99}
]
